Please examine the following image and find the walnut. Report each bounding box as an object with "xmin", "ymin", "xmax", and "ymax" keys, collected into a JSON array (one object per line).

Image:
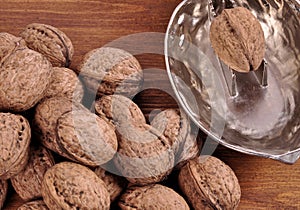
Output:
[
  {"xmin": 0, "ymin": 113, "xmax": 31, "ymax": 180},
  {"xmin": 94, "ymin": 94, "xmax": 146, "ymax": 126},
  {"xmin": 78, "ymin": 47, "xmax": 143, "ymax": 97},
  {"xmin": 42, "ymin": 162, "xmax": 110, "ymax": 210},
  {"xmin": 20, "ymin": 23, "xmax": 74, "ymax": 67},
  {"xmin": 33, "ymin": 97, "xmax": 86, "ymax": 160},
  {"xmin": 56, "ymin": 109, "xmax": 118, "ymax": 167},
  {"xmin": 210, "ymin": 7, "xmax": 265, "ymax": 72},
  {"xmin": 178, "ymin": 156, "xmax": 241, "ymax": 210},
  {"xmin": 114, "ymin": 123, "xmax": 174, "ymax": 185},
  {"xmin": 119, "ymin": 184, "xmax": 189, "ymax": 209},
  {"xmin": 0, "ymin": 47, "xmax": 52, "ymax": 112}
]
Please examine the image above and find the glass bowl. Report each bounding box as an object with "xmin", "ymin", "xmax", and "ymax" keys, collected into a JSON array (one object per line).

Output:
[{"xmin": 165, "ymin": 0, "xmax": 300, "ymax": 163}]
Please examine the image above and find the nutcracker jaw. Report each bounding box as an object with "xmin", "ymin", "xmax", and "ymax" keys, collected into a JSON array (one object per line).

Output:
[{"xmin": 222, "ymin": 59, "xmax": 268, "ymax": 97}]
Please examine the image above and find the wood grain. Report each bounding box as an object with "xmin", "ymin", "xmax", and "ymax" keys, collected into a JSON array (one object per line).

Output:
[{"xmin": 1, "ymin": 0, "xmax": 300, "ymax": 209}]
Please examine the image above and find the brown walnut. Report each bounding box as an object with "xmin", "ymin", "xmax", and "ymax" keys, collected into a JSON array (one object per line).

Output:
[
  {"xmin": 0, "ymin": 48, "xmax": 52, "ymax": 112},
  {"xmin": 20, "ymin": 23, "xmax": 74, "ymax": 67},
  {"xmin": 78, "ymin": 47, "xmax": 143, "ymax": 97},
  {"xmin": 178, "ymin": 156, "xmax": 241, "ymax": 210},
  {"xmin": 210, "ymin": 7, "xmax": 265, "ymax": 72},
  {"xmin": 42, "ymin": 162, "xmax": 110, "ymax": 210}
]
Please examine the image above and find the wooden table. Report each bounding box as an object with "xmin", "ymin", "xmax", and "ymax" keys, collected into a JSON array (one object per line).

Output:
[{"xmin": 1, "ymin": 0, "xmax": 300, "ymax": 209}]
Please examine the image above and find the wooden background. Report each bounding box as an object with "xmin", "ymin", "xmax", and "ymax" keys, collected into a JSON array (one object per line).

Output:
[{"xmin": 1, "ymin": 0, "xmax": 300, "ymax": 209}]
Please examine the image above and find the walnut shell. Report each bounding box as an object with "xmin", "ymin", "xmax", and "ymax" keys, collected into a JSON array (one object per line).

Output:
[
  {"xmin": 95, "ymin": 94, "xmax": 146, "ymax": 126},
  {"xmin": 11, "ymin": 146, "xmax": 55, "ymax": 201},
  {"xmin": 42, "ymin": 162, "xmax": 110, "ymax": 210},
  {"xmin": 33, "ymin": 97, "xmax": 87, "ymax": 160},
  {"xmin": 44, "ymin": 67, "xmax": 84, "ymax": 102},
  {"xmin": 150, "ymin": 109, "xmax": 190, "ymax": 154},
  {"xmin": 119, "ymin": 184, "xmax": 189, "ymax": 210},
  {"xmin": 178, "ymin": 156, "xmax": 241, "ymax": 210},
  {"xmin": 0, "ymin": 32, "xmax": 26, "ymax": 63},
  {"xmin": 0, "ymin": 113, "xmax": 31, "ymax": 180},
  {"xmin": 151, "ymin": 109, "xmax": 201, "ymax": 169},
  {"xmin": 114, "ymin": 123, "xmax": 174, "ymax": 185},
  {"xmin": 78, "ymin": 47, "xmax": 143, "ymax": 97},
  {"xmin": 0, "ymin": 179, "xmax": 8, "ymax": 209},
  {"xmin": 209, "ymin": 7, "xmax": 265, "ymax": 72},
  {"xmin": 0, "ymin": 48, "xmax": 52, "ymax": 112},
  {"xmin": 56, "ymin": 110, "xmax": 118, "ymax": 167},
  {"xmin": 17, "ymin": 200, "xmax": 49, "ymax": 210},
  {"xmin": 94, "ymin": 167, "xmax": 128, "ymax": 202},
  {"xmin": 20, "ymin": 23, "xmax": 74, "ymax": 67}
]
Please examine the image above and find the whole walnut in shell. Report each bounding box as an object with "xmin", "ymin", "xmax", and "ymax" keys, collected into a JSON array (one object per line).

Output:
[
  {"xmin": 33, "ymin": 97, "xmax": 87, "ymax": 160},
  {"xmin": 0, "ymin": 47, "xmax": 52, "ymax": 112},
  {"xmin": 56, "ymin": 109, "xmax": 118, "ymax": 167},
  {"xmin": 209, "ymin": 7, "xmax": 265, "ymax": 72},
  {"xmin": 114, "ymin": 123, "xmax": 174, "ymax": 185},
  {"xmin": 0, "ymin": 113, "xmax": 31, "ymax": 180},
  {"xmin": 178, "ymin": 156, "xmax": 241, "ymax": 210},
  {"xmin": 119, "ymin": 184, "xmax": 189, "ymax": 210},
  {"xmin": 42, "ymin": 162, "xmax": 110, "ymax": 210},
  {"xmin": 20, "ymin": 23, "xmax": 74, "ymax": 67},
  {"xmin": 78, "ymin": 47, "xmax": 143, "ymax": 97}
]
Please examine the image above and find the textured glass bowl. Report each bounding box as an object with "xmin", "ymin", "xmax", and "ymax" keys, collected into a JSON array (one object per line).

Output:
[{"xmin": 165, "ymin": 0, "xmax": 300, "ymax": 163}]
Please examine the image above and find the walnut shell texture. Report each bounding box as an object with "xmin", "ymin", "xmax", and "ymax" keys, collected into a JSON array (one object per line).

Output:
[
  {"xmin": 33, "ymin": 97, "xmax": 86, "ymax": 160},
  {"xmin": 0, "ymin": 32, "xmax": 26, "ymax": 63},
  {"xmin": 79, "ymin": 47, "xmax": 143, "ymax": 97},
  {"xmin": 114, "ymin": 123, "xmax": 174, "ymax": 185},
  {"xmin": 17, "ymin": 200, "xmax": 49, "ymax": 210},
  {"xmin": 151, "ymin": 109, "xmax": 201, "ymax": 169},
  {"xmin": 209, "ymin": 7, "xmax": 265, "ymax": 72},
  {"xmin": 20, "ymin": 23, "xmax": 74, "ymax": 67},
  {"xmin": 94, "ymin": 167, "xmax": 128, "ymax": 202},
  {"xmin": 42, "ymin": 162, "xmax": 110, "ymax": 210},
  {"xmin": 56, "ymin": 110, "xmax": 118, "ymax": 167},
  {"xmin": 95, "ymin": 94, "xmax": 146, "ymax": 126},
  {"xmin": 11, "ymin": 146, "xmax": 55, "ymax": 201},
  {"xmin": 0, "ymin": 48, "xmax": 52, "ymax": 112},
  {"xmin": 119, "ymin": 184, "xmax": 189, "ymax": 210},
  {"xmin": 151, "ymin": 109, "xmax": 190, "ymax": 155},
  {"xmin": 44, "ymin": 67, "xmax": 84, "ymax": 102},
  {"xmin": 0, "ymin": 179, "xmax": 8, "ymax": 209},
  {"xmin": 178, "ymin": 156, "xmax": 241, "ymax": 210},
  {"xmin": 0, "ymin": 113, "xmax": 31, "ymax": 180}
]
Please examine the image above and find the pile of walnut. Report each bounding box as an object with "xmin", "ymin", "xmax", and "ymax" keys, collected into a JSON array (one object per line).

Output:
[{"xmin": 0, "ymin": 23, "xmax": 241, "ymax": 210}]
